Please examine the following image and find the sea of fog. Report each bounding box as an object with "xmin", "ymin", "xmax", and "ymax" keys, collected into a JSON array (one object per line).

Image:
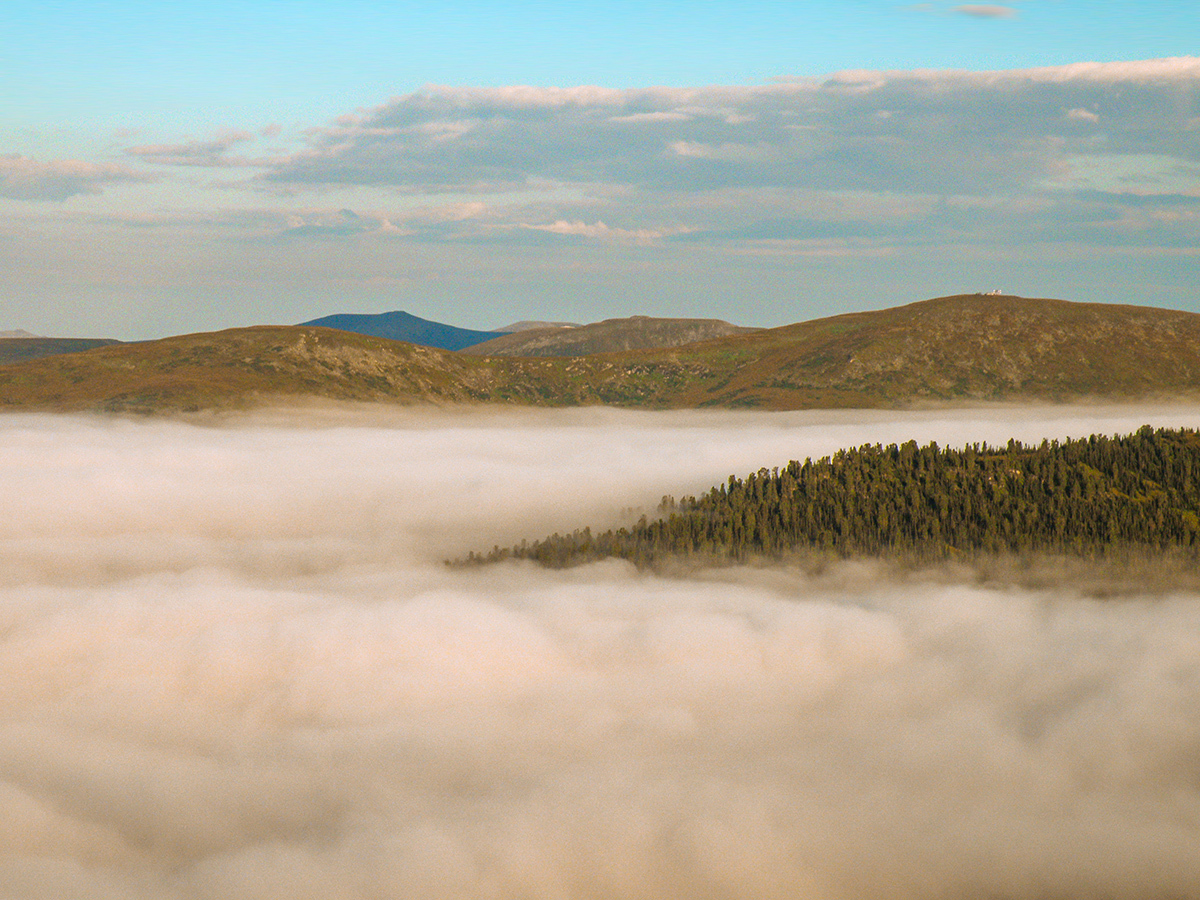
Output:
[{"xmin": 3, "ymin": 403, "xmax": 1200, "ymax": 900}]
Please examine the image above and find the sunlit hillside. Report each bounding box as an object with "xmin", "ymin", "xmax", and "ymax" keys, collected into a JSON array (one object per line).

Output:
[{"xmin": 4, "ymin": 296, "xmax": 1200, "ymax": 413}]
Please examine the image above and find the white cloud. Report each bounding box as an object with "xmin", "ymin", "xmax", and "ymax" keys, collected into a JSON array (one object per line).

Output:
[
  {"xmin": 259, "ymin": 58, "xmax": 1200, "ymax": 205},
  {"xmin": 608, "ymin": 110, "xmax": 693, "ymax": 124},
  {"xmin": 4, "ymin": 406, "xmax": 1200, "ymax": 898},
  {"xmin": 521, "ymin": 219, "xmax": 686, "ymax": 243},
  {"xmin": 954, "ymin": 4, "xmax": 1019, "ymax": 17},
  {"xmin": 668, "ymin": 140, "xmax": 779, "ymax": 163},
  {"xmin": 998, "ymin": 56, "xmax": 1200, "ymax": 84}
]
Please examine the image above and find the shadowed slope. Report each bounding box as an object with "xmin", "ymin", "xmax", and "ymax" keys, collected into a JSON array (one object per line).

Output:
[
  {"xmin": 0, "ymin": 337, "xmax": 123, "ymax": 365},
  {"xmin": 299, "ymin": 310, "xmax": 504, "ymax": 350}
]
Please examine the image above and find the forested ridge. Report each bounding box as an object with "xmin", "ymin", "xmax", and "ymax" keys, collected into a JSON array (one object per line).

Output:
[{"xmin": 468, "ymin": 427, "xmax": 1200, "ymax": 568}]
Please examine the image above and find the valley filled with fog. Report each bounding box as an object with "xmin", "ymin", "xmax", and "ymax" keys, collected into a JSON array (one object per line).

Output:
[{"xmin": 4, "ymin": 404, "xmax": 1200, "ymax": 900}]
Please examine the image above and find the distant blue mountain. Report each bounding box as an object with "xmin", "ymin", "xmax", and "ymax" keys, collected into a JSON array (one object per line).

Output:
[{"xmin": 299, "ymin": 311, "xmax": 505, "ymax": 351}]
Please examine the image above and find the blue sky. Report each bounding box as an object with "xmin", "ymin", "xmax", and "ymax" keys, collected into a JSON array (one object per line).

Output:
[{"xmin": 2, "ymin": 1, "xmax": 1198, "ymax": 338}]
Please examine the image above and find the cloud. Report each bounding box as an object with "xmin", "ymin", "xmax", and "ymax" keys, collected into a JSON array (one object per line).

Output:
[
  {"xmin": 275, "ymin": 207, "xmax": 405, "ymax": 239},
  {"xmin": 911, "ymin": 0, "xmax": 1023, "ymax": 17},
  {"xmin": 42, "ymin": 57, "xmax": 1187, "ymax": 263},
  {"xmin": 125, "ymin": 130, "xmax": 264, "ymax": 167},
  {"xmin": 4, "ymin": 405, "xmax": 1200, "ymax": 898},
  {"xmin": 608, "ymin": 110, "xmax": 693, "ymax": 124},
  {"xmin": 521, "ymin": 219, "xmax": 687, "ymax": 243},
  {"xmin": 10, "ymin": 58, "xmax": 1200, "ymax": 302},
  {"xmin": 954, "ymin": 4, "xmax": 1019, "ymax": 17},
  {"xmin": 0, "ymin": 155, "xmax": 154, "ymax": 201},
  {"xmin": 260, "ymin": 58, "xmax": 1200, "ymax": 204}
]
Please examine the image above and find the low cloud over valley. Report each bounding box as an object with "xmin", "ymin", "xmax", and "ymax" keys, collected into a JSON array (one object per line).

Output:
[{"xmin": 3, "ymin": 405, "xmax": 1200, "ymax": 898}]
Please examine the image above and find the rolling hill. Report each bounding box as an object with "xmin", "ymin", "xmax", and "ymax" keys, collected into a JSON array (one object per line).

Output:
[
  {"xmin": 4, "ymin": 295, "xmax": 1200, "ymax": 413},
  {"xmin": 0, "ymin": 327, "xmax": 511, "ymax": 413},
  {"xmin": 638, "ymin": 293, "xmax": 1200, "ymax": 408},
  {"xmin": 460, "ymin": 315, "xmax": 758, "ymax": 357}
]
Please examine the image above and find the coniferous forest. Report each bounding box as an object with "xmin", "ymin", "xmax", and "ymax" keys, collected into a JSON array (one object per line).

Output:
[{"xmin": 467, "ymin": 427, "xmax": 1200, "ymax": 569}]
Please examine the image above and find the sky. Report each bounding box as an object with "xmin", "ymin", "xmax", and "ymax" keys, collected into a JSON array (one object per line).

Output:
[{"xmin": 2, "ymin": 1, "xmax": 1199, "ymax": 339}]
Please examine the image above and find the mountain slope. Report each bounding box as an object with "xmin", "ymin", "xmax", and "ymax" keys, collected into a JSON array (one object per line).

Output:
[
  {"xmin": 299, "ymin": 310, "xmax": 504, "ymax": 351},
  {"xmin": 0, "ymin": 337, "xmax": 123, "ymax": 365},
  {"xmin": 0, "ymin": 327, "xmax": 509, "ymax": 413},
  {"xmin": 4, "ymin": 295, "xmax": 1200, "ymax": 413},
  {"xmin": 461, "ymin": 315, "xmax": 757, "ymax": 357},
  {"xmin": 652, "ymin": 293, "xmax": 1200, "ymax": 408}
]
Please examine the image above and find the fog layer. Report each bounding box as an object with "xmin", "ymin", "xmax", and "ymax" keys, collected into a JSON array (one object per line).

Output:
[{"xmin": 3, "ymin": 405, "xmax": 1200, "ymax": 899}]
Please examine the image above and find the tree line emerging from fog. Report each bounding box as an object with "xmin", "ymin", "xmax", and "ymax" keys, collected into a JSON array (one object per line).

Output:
[{"xmin": 464, "ymin": 427, "xmax": 1200, "ymax": 568}]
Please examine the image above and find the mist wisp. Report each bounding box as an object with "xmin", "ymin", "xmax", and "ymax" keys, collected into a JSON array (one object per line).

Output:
[{"xmin": 4, "ymin": 404, "xmax": 1200, "ymax": 899}]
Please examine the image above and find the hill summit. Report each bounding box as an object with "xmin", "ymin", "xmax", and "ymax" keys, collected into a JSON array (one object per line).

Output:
[{"xmin": 298, "ymin": 310, "xmax": 504, "ymax": 351}]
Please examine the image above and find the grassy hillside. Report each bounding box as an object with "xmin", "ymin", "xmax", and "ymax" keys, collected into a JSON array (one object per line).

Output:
[
  {"xmin": 0, "ymin": 327, "xmax": 505, "ymax": 413},
  {"xmin": 3, "ymin": 295, "xmax": 1200, "ymax": 413},
  {"xmin": 460, "ymin": 315, "xmax": 757, "ymax": 357},
  {"xmin": 637, "ymin": 294, "xmax": 1200, "ymax": 408}
]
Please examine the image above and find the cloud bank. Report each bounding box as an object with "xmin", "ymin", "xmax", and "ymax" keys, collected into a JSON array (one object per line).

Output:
[
  {"xmin": 233, "ymin": 58, "xmax": 1199, "ymax": 257},
  {"xmin": 3, "ymin": 405, "xmax": 1200, "ymax": 899},
  {"xmin": 262, "ymin": 58, "xmax": 1200, "ymax": 197},
  {"xmin": 0, "ymin": 155, "xmax": 154, "ymax": 202}
]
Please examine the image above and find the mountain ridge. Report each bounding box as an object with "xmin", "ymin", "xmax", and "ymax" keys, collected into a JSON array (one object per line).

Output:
[
  {"xmin": 4, "ymin": 295, "xmax": 1200, "ymax": 413},
  {"xmin": 298, "ymin": 310, "xmax": 505, "ymax": 350},
  {"xmin": 461, "ymin": 315, "xmax": 758, "ymax": 357}
]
